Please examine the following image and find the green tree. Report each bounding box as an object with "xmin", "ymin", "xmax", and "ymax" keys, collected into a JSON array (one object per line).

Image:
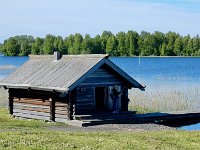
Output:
[
  {"xmin": 65, "ymin": 35, "xmax": 74, "ymax": 54},
  {"xmin": 101, "ymin": 31, "xmax": 113, "ymax": 51},
  {"xmin": 192, "ymin": 35, "xmax": 200, "ymax": 55},
  {"xmin": 116, "ymin": 32, "xmax": 127, "ymax": 56},
  {"xmin": 43, "ymin": 34, "xmax": 55, "ymax": 54},
  {"xmin": 31, "ymin": 37, "xmax": 44, "ymax": 54},
  {"xmin": 81, "ymin": 34, "xmax": 93, "ymax": 54},
  {"xmin": 182, "ymin": 35, "xmax": 190, "ymax": 55},
  {"xmin": 73, "ymin": 33, "xmax": 83, "ymax": 54},
  {"xmin": 1, "ymin": 38, "xmax": 20, "ymax": 56},
  {"xmin": 106, "ymin": 35, "xmax": 118, "ymax": 56},
  {"xmin": 125, "ymin": 30, "xmax": 139, "ymax": 56},
  {"xmin": 93, "ymin": 35, "xmax": 104, "ymax": 54},
  {"xmin": 174, "ymin": 37, "xmax": 183, "ymax": 56}
]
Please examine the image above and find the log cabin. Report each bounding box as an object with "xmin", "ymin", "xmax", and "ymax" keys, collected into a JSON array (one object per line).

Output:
[{"xmin": 0, "ymin": 52, "xmax": 145, "ymax": 123}]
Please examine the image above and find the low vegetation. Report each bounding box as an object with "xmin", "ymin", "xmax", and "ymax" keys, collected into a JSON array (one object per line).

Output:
[
  {"xmin": 0, "ymin": 108, "xmax": 199, "ymax": 149},
  {"xmin": 0, "ymin": 88, "xmax": 8, "ymax": 108},
  {"xmin": 1, "ymin": 88, "xmax": 200, "ymax": 149},
  {"xmin": 129, "ymin": 85, "xmax": 200, "ymax": 113}
]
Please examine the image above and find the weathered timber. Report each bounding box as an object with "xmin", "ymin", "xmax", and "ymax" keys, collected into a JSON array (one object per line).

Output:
[
  {"xmin": 13, "ymin": 109, "xmax": 50, "ymax": 117},
  {"xmin": 55, "ymin": 118, "xmax": 69, "ymax": 123},
  {"xmin": 8, "ymin": 90, "xmax": 13, "ymax": 115},
  {"xmin": 13, "ymin": 103, "xmax": 50, "ymax": 109},
  {"xmin": 13, "ymin": 99, "xmax": 50, "ymax": 106},
  {"xmin": 13, "ymin": 112, "xmax": 50, "ymax": 121},
  {"xmin": 55, "ymin": 110, "xmax": 68, "ymax": 115},
  {"xmin": 13, "ymin": 105, "xmax": 50, "ymax": 113},
  {"xmin": 55, "ymin": 106, "xmax": 68, "ymax": 111},
  {"xmin": 55, "ymin": 114, "xmax": 69, "ymax": 119},
  {"xmin": 49, "ymin": 98, "xmax": 55, "ymax": 121}
]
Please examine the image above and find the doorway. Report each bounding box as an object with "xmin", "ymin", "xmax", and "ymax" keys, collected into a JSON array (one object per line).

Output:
[{"xmin": 95, "ymin": 87, "xmax": 106, "ymax": 110}]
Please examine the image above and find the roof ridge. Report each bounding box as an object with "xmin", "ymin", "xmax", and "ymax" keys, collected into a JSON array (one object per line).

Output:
[
  {"xmin": 62, "ymin": 54, "xmax": 109, "ymax": 58},
  {"xmin": 29, "ymin": 54, "xmax": 109, "ymax": 59}
]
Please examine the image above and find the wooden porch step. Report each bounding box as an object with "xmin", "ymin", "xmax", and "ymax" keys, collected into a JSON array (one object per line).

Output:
[{"xmin": 73, "ymin": 111, "xmax": 137, "ymax": 121}]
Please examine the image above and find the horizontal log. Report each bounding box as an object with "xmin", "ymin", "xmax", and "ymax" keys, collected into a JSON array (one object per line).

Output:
[
  {"xmin": 55, "ymin": 103, "xmax": 68, "ymax": 107},
  {"xmin": 76, "ymin": 99, "xmax": 94, "ymax": 104},
  {"xmin": 55, "ymin": 110, "xmax": 68, "ymax": 115},
  {"xmin": 82, "ymin": 76, "xmax": 121, "ymax": 84},
  {"xmin": 76, "ymin": 95, "xmax": 94, "ymax": 100},
  {"xmin": 14, "ymin": 100, "xmax": 50, "ymax": 106},
  {"xmin": 55, "ymin": 118, "xmax": 69, "ymax": 123},
  {"xmin": 13, "ymin": 109, "xmax": 50, "ymax": 117},
  {"xmin": 14, "ymin": 103, "xmax": 50, "ymax": 109},
  {"xmin": 76, "ymin": 103, "xmax": 94, "ymax": 107},
  {"xmin": 55, "ymin": 107, "xmax": 68, "ymax": 111},
  {"xmin": 13, "ymin": 113, "xmax": 50, "ymax": 121},
  {"xmin": 55, "ymin": 114, "xmax": 69, "ymax": 119},
  {"xmin": 13, "ymin": 106, "xmax": 50, "ymax": 113}
]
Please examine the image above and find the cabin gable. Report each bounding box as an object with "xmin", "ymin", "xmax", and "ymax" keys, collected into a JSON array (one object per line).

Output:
[{"xmin": 75, "ymin": 65, "xmax": 129, "ymax": 114}]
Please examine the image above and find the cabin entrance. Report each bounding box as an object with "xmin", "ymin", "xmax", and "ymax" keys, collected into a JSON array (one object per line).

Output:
[{"xmin": 95, "ymin": 87, "xmax": 106, "ymax": 110}]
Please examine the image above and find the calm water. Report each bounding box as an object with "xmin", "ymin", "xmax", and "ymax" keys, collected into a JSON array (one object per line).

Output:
[
  {"xmin": 0, "ymin": 56, "xmax": 200, "ymax": 130},
  {"xmin": 0, "ymin": 56, "xmax": 28, "ymax": 79}
]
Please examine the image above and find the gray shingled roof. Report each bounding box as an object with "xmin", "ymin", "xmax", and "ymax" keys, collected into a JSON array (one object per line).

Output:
[{"xmin": 0, "ymin": 54, "xmax": 145, "ymax": 92}]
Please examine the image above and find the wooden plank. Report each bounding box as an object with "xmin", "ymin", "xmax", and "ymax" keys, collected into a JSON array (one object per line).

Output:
[
  {"xmin": 13, "ymin": 100, "xmax": 50, "ymax": 106},
  {"xmin": 55, "ymin": 110, "xmax": 68, "ymax": 115},
  {"xmin": 55, "ymin": 106, "xmax": 68, "ymax": 111},
  {"xmin": 13, "ymin": 113, "xmax": 50, "ymax": 121},
  {"xmin": 14, "ymin": 103, "xmax": 50, "ymax": 109},
  {"xmin": 13, "ymin": 109, "xmax": 50, "ymax": 117},
  {"xmin": 55, "ymin": 103, "xmax": 68, "ymax": 107},
  {"xmin": 13, "ymin": 106, "xmax": 50, "ymax": 113},
  {"xmin": 82, "ymin": 76, "xmax": 121, "ymax": 84},
  {"xmin": 75, "ymin": 106, "xmax": 94, "ymax": 111},
  {"xmin": 55, "ymin": 114, "xmax": 69, "ymax": 119},
  {"xmin": 76, "ymin": 99, "xmax": 94, "ymax": 104},
  {"xmin": 55, "ymin": 118, "xmax": 69, "ymax": 123}
]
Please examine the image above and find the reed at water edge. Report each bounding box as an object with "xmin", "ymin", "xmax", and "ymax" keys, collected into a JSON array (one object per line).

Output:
[
  {"xmin": 0, "ymin": 88, "xmax": 8, "ymax": 108},
  {"xmin": 129, "ymin": 85, "xmax": 200, "ymax": 113}
]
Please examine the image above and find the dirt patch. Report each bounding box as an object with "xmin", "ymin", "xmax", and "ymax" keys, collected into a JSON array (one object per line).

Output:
[{"xmin": 48, "ymin": 123, "xmax": 175, "ymax": 132}]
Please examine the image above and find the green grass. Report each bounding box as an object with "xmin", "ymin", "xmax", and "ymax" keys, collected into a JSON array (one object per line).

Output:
[{"xmin": 0, "ymin": 109, "xmax": 200, "ymax": 149}]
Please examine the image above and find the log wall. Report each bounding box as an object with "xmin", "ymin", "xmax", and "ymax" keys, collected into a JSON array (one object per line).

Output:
[
  {"xmin": 13, "ymin": 98, "xmax": 51, "ymax": 121},
  {"xmin": 75, "ymin": 65, "xmax": 124, "ymax": 114},
  {"xmin": 12, "ymin": 97, "xmax": 70, "ymax": 122}
]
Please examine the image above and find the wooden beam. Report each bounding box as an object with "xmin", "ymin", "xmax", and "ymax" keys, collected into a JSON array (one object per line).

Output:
[
  {"xmin": 68, "ymin": 92, "xmax": 72, "ymax": 120},
  {"xmin": 8, "ymin": 90, "xmax": 13, "ymax": 115},
  {"xmin": 68, "ymin": 90, "xmax": 76, "ymax": 120},
  {"xmin": 49, "ymin": 98, "xmax": 55, "ymax": 121}
]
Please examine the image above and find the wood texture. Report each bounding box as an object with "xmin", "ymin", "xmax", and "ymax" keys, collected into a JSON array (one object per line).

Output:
[
  {"xmin": 50, "ymin": 98, "xmax": 55, "ymax": 121},
  {"xmin": 8, "ymin": 90, "xmax": 13, "ymax": 115}
]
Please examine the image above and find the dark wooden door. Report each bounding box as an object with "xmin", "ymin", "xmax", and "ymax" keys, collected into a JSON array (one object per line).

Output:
[{"xmin": 95, "ymin": 87, "xmax": 105, "ymax": 110}]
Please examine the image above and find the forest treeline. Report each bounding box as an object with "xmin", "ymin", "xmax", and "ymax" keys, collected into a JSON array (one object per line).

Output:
[{"xmin": 0, "ymin": 30, "xmax": 200, "ymax": 56}]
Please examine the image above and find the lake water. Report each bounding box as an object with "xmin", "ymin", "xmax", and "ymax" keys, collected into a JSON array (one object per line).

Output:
[{"xmin": 0, "ymin": 56, "xmax": 200, "ymax": 130}]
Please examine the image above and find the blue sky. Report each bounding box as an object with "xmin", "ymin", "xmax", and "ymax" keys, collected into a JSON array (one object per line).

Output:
[{"xmin": 0, "ymin": 0, "xmax": 200, "ymax": 42}]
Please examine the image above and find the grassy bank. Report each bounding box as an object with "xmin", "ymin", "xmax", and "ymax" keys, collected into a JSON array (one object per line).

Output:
[{"xmin": 0, "ymin": 109, "xmax": 200, "ymax": 149}]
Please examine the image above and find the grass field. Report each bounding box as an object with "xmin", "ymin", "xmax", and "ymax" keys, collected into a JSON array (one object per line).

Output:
[{"xmin": 0, "ymin": 108, "xmax": 200, "ymax": 149}]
